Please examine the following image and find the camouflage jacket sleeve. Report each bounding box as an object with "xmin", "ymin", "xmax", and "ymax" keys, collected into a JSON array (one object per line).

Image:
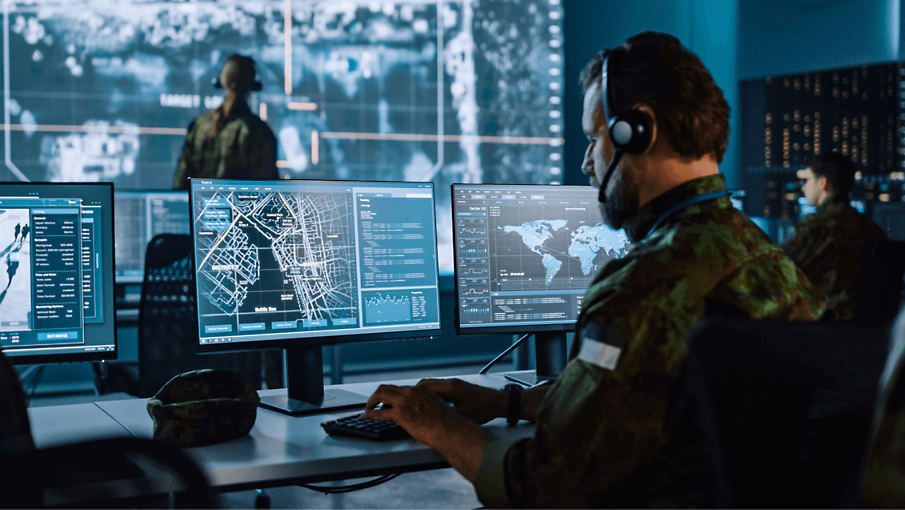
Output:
[
  {"xmin": 173, "ymin": 119, "xmax": 198, "ymax": 190},
  {"xmin": 475, "ymin": 276, "xmax": 690, "ymax": 508}
]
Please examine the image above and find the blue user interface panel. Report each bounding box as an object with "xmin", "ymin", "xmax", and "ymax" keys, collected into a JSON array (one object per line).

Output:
[
  {"xmin": 190, "ymin": 179, "xmax": 441, "ymax": 347},
  {"xmin": 452, "ymin": 184, "xmax": 631, "ymax": 331},
  {"xmin": 0, "ymin": 183, "xmax": 116, "ymax": 363},
  {"xmin": 114, "ymin": 190, "xmax": 190, "ymax": 283}
]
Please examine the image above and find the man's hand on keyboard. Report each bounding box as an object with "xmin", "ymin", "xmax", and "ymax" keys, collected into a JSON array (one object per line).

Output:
[
  {"xmin": 363, "ymin": 384, "xmax": 468, "ymax": 445},
  {"xmin": 416, "ymin": 378, "xmax": 505, "ymax": 425}
]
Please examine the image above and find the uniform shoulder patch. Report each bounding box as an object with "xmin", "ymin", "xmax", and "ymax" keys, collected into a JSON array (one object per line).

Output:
[{"xmin": 577, "ymin": 320, "xmax": 626, "ymax": 371}]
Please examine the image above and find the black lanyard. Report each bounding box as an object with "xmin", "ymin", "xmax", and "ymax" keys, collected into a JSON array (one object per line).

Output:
[{"xmin": 645, "ymin": 191, "xmax": 732, "ymax": 240}]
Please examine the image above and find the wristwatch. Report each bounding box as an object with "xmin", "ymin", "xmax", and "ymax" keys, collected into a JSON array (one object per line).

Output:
[{"xmin": 505, "ymin": 383, "xmax": 523, "ymax": 426}]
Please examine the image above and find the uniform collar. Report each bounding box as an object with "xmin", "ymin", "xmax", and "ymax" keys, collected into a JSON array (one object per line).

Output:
[
  {"xmin": 622, "ymin": 174, "xmax": 728, "ymax": 243},
  {"xmin": 230, "ymin": 100, "xmax": 252, "ymax": 116},
  {"xmin": 816, "ymin": 195, "xmax": 847, "ymax": 212}
]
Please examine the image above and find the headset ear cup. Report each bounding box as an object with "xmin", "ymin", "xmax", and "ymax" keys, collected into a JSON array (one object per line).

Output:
[{"xmin": 619, "ymin": 109, "xmax": 654, "ymax": 154}]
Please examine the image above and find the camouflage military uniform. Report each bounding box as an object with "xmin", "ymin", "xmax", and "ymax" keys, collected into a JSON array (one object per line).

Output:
[
  {"xmin": 863, "ymin": 312, "xmax": 905, "ymax": 507},
  {"xmin": 173, "ymin": 101, "xmax": 278, "ymax": 190},
  {"xmin": 474, "ymin": 174, "xmax": 826, "ymax": 508},
  {"xmin": 783, "ymin": 197, "xmax": 886, "ymax": 320}
]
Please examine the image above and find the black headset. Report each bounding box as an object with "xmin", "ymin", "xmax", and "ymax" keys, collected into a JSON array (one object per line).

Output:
[
  {"xmin": 597, "ymin": 47, "xmax": 653, "ymax": 203},
  {"xmin": 212, "ymin": 55, "xmax": 263, "ymax": 92}
]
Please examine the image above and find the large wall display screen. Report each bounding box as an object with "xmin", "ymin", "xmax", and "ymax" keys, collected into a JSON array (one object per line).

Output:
[{"xmin": 0, "ymin": 1, "xmax": 565, "ymax": 273}]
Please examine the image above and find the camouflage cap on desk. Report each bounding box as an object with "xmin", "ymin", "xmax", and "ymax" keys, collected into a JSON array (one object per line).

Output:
[{"xmin": 147, "ymin": 369, "xmax": 260, "ymax": 448}]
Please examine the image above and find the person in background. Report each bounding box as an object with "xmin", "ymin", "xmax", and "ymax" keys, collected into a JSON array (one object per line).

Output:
[
  {"xmin": 174, "ymin": 54, "xmax": 282, "ymax": 389},
  {"xmin": 783, "ymin": 152, "xmax": 886, "ymax": 320},
  {"xmin": 361, "ymin": 31, "xmax": 826, "ymax": 508},
  {"xmin": 173, "ymin": 54, "xmax": 278, "ymax": 190}
]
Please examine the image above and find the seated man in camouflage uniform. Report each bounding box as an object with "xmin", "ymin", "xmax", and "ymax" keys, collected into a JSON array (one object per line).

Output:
[
  {"xmin": 362, "ymin": 31, "xmax": 826, "ymax": 508},
  {"xmin": 783, "ymin": 152, "xmax": 886, "ymax": 320}
]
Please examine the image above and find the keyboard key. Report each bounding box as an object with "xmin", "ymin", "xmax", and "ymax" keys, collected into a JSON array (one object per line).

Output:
[{"xmin": 321, "ymin": 413, "xmax": 409, "ymax": 441}]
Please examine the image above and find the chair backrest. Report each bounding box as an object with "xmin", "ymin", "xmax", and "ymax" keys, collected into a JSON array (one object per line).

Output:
[
  {"xmin": 0, "ymin": 436, "xmax": 218, "ymax": 508},
  {"xmin": 857, "ymin": 239, "xmax": 905, "ymax": 325},
  {"xmin": 0, "ymin": 349, "xmax": 33, "ymax": 456},
  {"xmin": 138, "ymin": 234, "xmax": 262, "ymax": 397},
  {"xmin": 687, "ymin": 317, "xmax": 888, "ymax": 508}
]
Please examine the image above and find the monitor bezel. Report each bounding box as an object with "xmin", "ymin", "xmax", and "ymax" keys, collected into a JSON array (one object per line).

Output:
[
  {"xmin": 0, "ymin": 181, "xmax": 118, "ymax": 365},
  {"xmin": 451, "ymin": 182, "xmax": 603, "ymax": 337},
  {"xmin": 113, "ymin": 189, "xmax": 190, "ymax": 284},
  {"xmin": 189, "ymin": 177, "xmax": 443, "ymax": 355}
]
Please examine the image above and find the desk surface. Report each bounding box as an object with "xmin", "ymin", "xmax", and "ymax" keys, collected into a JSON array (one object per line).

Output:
[{"xmin": 32, "ymin": 371, "xmax": 536, "ymax": 491}]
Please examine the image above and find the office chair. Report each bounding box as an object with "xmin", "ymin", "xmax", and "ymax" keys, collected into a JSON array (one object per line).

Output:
[
  {"xmin": 101, "ymin": 234, "xmax": 264, "ymax": 397},
  {"xmin": 0, "ymin": 348, "xmax": 33, "ymax": 456},
  {"xmin": 857, "ymin": 239, "xmax": 905, "ymax": 325},
  {"xmin": 0, "ymin": 436, "xmax": 218, "ymax": 508},
  {"xmin": 687, "ymin": 317, "xmax": 888, "ymax": 508}
]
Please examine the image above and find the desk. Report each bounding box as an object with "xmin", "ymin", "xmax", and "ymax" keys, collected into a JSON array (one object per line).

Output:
[{"xmin": 31, "ymin": 371, "xmax": 536, "ymax": 492}]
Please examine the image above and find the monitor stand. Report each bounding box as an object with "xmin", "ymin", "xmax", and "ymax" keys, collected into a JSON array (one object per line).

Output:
[
  {"xmin": 259, "ymin": 346, "xmax": 367, "ymax": 416},
  {"xmin": 535, "ymin": 331, "xmax": 568, "ymax": 381}
]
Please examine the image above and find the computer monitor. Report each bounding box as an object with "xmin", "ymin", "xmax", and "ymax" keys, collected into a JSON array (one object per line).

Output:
[
  {"xmin": 873, "ymin": 202, "xmax": 905, "ymax": 241},
  {"xmin": 189, "ymin": 178, "xmax": 442, "ymax": 415},
  {"xmin": 0, "ymin": 182, "xmax": 117, "ymax": 365},
  {"xmin": 114, "ymin": 190, "xmax": 190, "ymax": 283},
  {"xmin": 451, "ymin": 184, "xmax": 631, "ymax": 377}
]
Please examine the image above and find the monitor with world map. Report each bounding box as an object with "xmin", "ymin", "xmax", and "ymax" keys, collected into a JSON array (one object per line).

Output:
[{"xmin": 452, "ymin": 184, "xmax": 631, "ymax": 336}]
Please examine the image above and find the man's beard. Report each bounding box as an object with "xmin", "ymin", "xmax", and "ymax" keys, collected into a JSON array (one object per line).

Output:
[{"xmin": 599, "ymin": 167, "xmax": 639, "ymax": 230}]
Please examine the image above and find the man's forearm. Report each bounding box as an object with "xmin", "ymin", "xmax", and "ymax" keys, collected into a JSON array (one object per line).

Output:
[{"xmin": 424, "ymin": 418, "xmax": 493, "ymax": 482}]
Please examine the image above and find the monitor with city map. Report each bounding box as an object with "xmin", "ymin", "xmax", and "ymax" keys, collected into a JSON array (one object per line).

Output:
[{"xmin": 189, "ymin": 177, "xmax": 441, "ymax": 414}]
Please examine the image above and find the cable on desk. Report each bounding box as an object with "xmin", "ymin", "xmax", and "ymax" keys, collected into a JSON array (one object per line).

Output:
[
  {"xmin": 479, "ymin": 333, "xmax": 532, "ymax": 374},
  {"xmin": 298, "ymin": 473, "xmax": 401, "ymax": 494}
]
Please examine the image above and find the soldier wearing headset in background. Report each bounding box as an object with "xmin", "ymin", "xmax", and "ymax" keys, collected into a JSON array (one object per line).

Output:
[
  {"xmin": 174, "ymin": 54, "xmax": 282, "ymax": 389},
  {"xmin": 360, "ymin": 31, "xmax": 826, "ymax": 508},
  {"xmin": 173, "ymin": 54, "xmax": 279, "ymax": 190}
]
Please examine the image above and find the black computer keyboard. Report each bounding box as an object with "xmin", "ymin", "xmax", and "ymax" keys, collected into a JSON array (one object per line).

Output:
[{"xmin": 321, "ymin": 413, "xmax": 409, "ymax": 441}]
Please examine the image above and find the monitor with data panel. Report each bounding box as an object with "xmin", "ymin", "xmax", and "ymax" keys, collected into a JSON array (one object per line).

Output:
[
  {"xmin": 0, "ymin": 182, "xmax": 117, "ymax": 365},
  {"xmin": 452, "ymin": 184, "xmax": 630, "ymax": 378},
  {"xmin": 452, "ymin": 184, "xmax": 631, "ymax": 335},
  {"xmin": 114, "ymin": 190, "xmax": 190, "ymax": 283},
  {"xmin": 189, "ymin": 178, "xmax": 441, "ymax": 414}
]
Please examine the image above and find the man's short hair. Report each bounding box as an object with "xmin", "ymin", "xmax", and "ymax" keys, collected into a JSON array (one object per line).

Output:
[
  {"xmin": 806, "ymin": 152, "xmax": 857, "ymax": 197},
  {"xmin": 579, "ymin": 31, "xmax": 730, "ymax": 164}
]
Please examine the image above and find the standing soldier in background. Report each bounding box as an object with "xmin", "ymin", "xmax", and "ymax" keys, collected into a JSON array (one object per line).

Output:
[
  {"xmin": 173, "ymin": 54, "xmax": 279, "ymax": 190},
  {"xmin": 783, "ymin": 152, "xmax": 886, "ymax": 320},
  {"xmin": 174, "ymin": 54, "xmax": 283, "ymax": 389}
]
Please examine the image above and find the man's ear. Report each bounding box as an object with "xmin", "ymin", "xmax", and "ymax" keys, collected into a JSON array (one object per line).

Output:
[
  {"xmin": 634, "ymin": 104, "xmax": 658, "ymax": 154},
  {"xmin": 818, "ymin": 175, "xmax": 831, "ymax": 193}
]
